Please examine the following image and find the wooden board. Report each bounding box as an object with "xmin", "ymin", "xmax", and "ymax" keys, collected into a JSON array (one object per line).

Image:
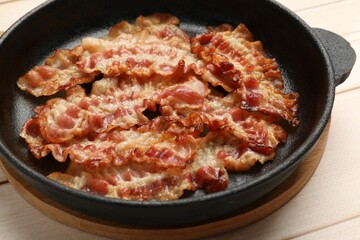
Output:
[{"xmin": 0, "ymin": 122, "xmax": 330, "ymax": 240}]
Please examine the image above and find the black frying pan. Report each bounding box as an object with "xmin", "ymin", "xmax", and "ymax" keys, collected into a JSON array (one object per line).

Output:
[{"xmin": 0, "ymin": 0, "xmax": 356, "ymax": 227}]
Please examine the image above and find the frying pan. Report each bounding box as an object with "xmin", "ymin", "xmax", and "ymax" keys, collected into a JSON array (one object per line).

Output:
[{"xmin": 0, "ymin": 0, "xmax": 356, "ymax": 227}]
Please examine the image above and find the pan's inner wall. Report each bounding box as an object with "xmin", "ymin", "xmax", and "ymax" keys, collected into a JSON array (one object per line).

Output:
[{"xmin": 0, "ymin": 0, "xmax": 331, "ymax": 226}]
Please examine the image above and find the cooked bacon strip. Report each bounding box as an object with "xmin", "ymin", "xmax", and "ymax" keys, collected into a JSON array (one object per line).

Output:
[
  {"xmin": 25, "ymin": 85, "xmax": 147, "ymax": 144},
  {"xmin": 90, "ymin": 59, "xmax": 189, "ymax": 98},
  {"xmin": 77, "ymin": 33, "xmax": 202, "ymax": 77},
  {"xmin": 48, "ymin": 157, "xmax": 227, "ymax": 201},
  {"xmin": 203, "ymin": 93, "xmax": 287, "ymax": 153},
  {"xmin": 191, "ymin": 24, "xmax": 299, "ymax": 126},
  {"xmin": 203, "ymin": 130, "xmax": 276, "ymax": 172},
  {"xmin": 49, "ymin": 162, "xmax": 191, "ymax": 200},
  {"xmin": 184, "ymin": 92, "xmax": 286, "ymax": 171},
  {"xmin": 160, "ymin": 92, "xmax": 286, "ymax": 154},
  {"xmin": 66, "ymin": 120, "xmax": 199, "ymax": 169},
  {"xmin": 48, "ymin": 126, "xmax": 228, "ymax": 200},
  {"xmin": 22, "ymin": 116, "xmax": 200, "ymax": 168},
  {"xmin": 19, "ymin": 118, "xmax": 66, "ymax": 160},
  {"xmin": 107, "ymin": 13, "xmax": 190, "ymax": 50},
  {"xmin": 17, "ymin": 48, "xmax": 94, "ymax": 97},
  {"xmin": 20, "ymin": 83, "xmax": 147, "ymax": 154},
  {"xmin": 158, "ymin": 75, "xmax": 210, "ymax": 111},
  {"xmin": 77, "ymin": 14, "xmax": 203, "ymax": 77}
]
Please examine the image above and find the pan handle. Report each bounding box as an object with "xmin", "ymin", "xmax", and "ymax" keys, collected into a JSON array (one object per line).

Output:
[{"xmin": 313, "ymin": 28, "xmax": 356, "ymax": 86}]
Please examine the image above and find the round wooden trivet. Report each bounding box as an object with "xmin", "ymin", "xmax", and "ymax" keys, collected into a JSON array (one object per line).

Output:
[{"xmin": 0, "ymin": 122, "xmax": 330, "ymax": 240}]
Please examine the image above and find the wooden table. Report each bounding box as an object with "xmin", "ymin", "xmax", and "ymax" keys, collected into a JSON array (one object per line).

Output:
[{"xmin": 0, "ymin": 0, "xmax": 359, "ymax": 239}]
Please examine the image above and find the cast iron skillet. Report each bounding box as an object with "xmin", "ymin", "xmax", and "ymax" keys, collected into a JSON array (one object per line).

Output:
[{"xmin": 0, "ymin": 0, "xmax": 356, "ymax": 227}]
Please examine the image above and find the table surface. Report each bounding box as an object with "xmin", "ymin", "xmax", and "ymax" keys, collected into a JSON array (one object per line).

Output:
[{"xmin": 1, "ymin": 0, "xmax": 359, "ymax": 239}]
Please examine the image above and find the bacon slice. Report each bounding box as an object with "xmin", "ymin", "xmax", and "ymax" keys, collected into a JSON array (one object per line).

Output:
[
  {"xmin": 19, "ymin": 118, "xmax": 65, "ymax": 160},
  {"xmin": 77, "ymin": 30, "xmax": 202, "ymax": 77},
  {"xmin": 191, "ymin": 24, "xmax": 299, "ymax": 126},
  {"xmin": 65, "ymin": 120, "xmax": 199, "ymax": 169},
  {"xmin": 23, "ymin": 85, "xmax": 146, "ymax": 144},
  {"xmin": 22, "ymin": 116, "xmax": 200, "ymax": 168},
  {"xmin": 17, "ymin": 48, "xmax": 94, "ymax": 97},
  {"xmin": 78, "ymin": 38, "xmax": 199, "ymax": 77},
  {"xmin": 203, "ymin": 93, "xmax": 287, "ymax": 153},
  {"xmin": 48, "ymin": 124, "xmax": 228, "ymax": 200},
  {"xmin": 160, "ymin": 92, "xmax": 287, "ymax": 167},
  {"xmin": 106, "ymin": 13, "xmax": 189, "ymax": 48},
  {"xmin": 48, "ymin": 154, "xmax": 228, "ymax": 201},
  {"xmin": 203, "ymin": 129, "xmax": 280, "ymax": 172},
  {"xmin": 48, "ymin": 162, "xmax": 191, "ymax": 200},
  {"xmin": 77, "ymin": 14, "xmax": 203, "ymax": 78}
]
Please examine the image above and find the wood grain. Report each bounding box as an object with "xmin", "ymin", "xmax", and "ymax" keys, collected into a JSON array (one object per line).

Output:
[
  {"xmin": 294, "ymin": 215, "xmax": 360, "ymax": 240},
  {"xmin": 294, "ymin": 0, "xmax": 360, "ymax": 36},
  {"xmin": 0, "ymin": 184, "xmax": 109, "ymax": 240}
]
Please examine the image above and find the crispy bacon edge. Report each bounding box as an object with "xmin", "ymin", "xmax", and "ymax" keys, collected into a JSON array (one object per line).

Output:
[{"xmin": 191, "ymin": 23, "xmax": 299, "ymax": 126}]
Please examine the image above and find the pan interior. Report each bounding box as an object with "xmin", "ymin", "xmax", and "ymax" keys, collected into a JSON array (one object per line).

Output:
[{"xmin": 0, "ymin": 0, "xmax": 331, "ymax": 225}]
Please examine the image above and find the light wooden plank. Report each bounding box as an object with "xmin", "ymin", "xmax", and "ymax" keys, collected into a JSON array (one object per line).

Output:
[
  {"xmin": 0, "ymin": 0, "xmax": 46, "ymax": 31},
  {"xmin": 294, "ymin": 0, "xmax": 360, "ymax": 36},
  {"xmin": 208, "ymin": 88, "xmax": 360, "ymax": 239},
  {"xmin": 0, "ymin": 183, "xmax": 110, "ymax": 240},
  {"xmin": 0, "ymin": 0, "xmax": 24, "ymax": 3},
  {"xmin": 344, "ymin": 31, "xmax": 360, "ymax": 42},
  {"xmin": 294, "ymin": 216, "xmax": 360, "ymax": 240}
]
